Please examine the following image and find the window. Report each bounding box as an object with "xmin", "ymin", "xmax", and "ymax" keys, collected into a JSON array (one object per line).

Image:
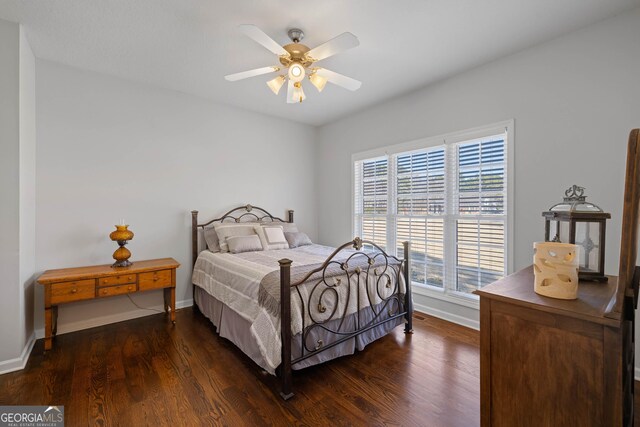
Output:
[
  {"xmin": 353, "ymin": 121, "xmax": 513, "ymax": 301},
  {"xmin": 454, "ymin": 138, "xmax": 507, "ymax": 294},
  {"xmin": 396, "ymin": 148, "xmax": 446, "ymax": 288}
]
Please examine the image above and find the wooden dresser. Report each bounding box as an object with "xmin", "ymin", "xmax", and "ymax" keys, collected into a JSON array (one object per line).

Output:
[
  {"xmin": 476, "ymin": 267, "xmax": 631, "ymax": 426},
  {"xmin": 38, "ymin": 258, "xmax": 180, "ymax": 350}
]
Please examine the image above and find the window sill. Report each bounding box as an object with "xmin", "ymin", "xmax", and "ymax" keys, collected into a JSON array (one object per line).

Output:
[{"xmin": 411, "ymin": 283, "xmax": 480, "ymax": 310}]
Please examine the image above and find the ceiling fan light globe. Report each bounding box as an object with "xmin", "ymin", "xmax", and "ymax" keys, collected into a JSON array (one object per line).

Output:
[
  {"xmin": 266, "ymin": 75, "xmax": 286, "ymax": 95},
  {"xmin": 309, "ymin": 73, "xmax": 328, "ymax": 92},
  {"xmin": 288, "ymin": 63, "xmax": 305, "ymax": 82}
]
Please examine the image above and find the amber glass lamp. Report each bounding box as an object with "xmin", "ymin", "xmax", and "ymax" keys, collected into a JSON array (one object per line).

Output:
[{"xmin": 109, "ymin": 223, "xmax": 134, "ymax": 267}]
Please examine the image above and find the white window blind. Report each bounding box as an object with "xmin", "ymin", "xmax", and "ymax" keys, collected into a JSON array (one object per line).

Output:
[
  {"xmin": 353, "ymin": 123, "xmax": 511, "ymax": 301},
  {"xmin": 396, "ymin": 148, "xmax": 446, "ymax": 288},
  {"xmin": 354, "ymin": 157, "xmax": 388, "ymax": 250},
  {"xmin": 452, "ymin": 137, "xmax": 507, "ymax": 294}
]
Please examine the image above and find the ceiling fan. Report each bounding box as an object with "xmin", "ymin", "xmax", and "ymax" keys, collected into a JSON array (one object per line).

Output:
[{"xmin": 224, "ymin": 25, "xmax": 362, "ymax": 104}]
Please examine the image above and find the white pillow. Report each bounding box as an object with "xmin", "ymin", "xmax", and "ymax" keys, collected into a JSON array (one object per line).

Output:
[
  {"xmin": 214, "ymin": 223, "xmax": 258, "ymax": 253},
  {"xmin": 261, "ymin": 222, "xmax": 298, "ymax": 233},
  {"xmin": 254, "ymin": 225, "xmax": 289, "ymax": 250},
  {"xmin": 227, "ymin": 234, "xmax": 263, "ymax": 254}
]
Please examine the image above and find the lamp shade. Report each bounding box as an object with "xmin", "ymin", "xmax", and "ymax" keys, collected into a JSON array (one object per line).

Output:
[
  {"xmin": 309, "ymin": 73, "xmax": 328, "ymax": 92},
  {"xmin": 266, "ymin": 75, "xmax": 286, "ymax": 95},
  {"xmin": 109, "ymin": 225, "xmax": 134, "ymax": 242}
]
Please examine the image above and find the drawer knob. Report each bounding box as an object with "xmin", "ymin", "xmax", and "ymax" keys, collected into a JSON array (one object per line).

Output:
[
  {"xmin": 103, "ymin": 289, "xmax": 108, "ymax": 294},
  {"xmin": 71, "ymin": 288, "xmax": 78, "ymax": 293},
  {"xmin": 103, "ymin": 279, "xmax": 109, "ymax": 284},
  {"xmin": 153, "ymin": 277, "xmax": 159, "ymax": 282},
  {"xmin": 128, "ymin": 286, "xmax": 133, "ymax": 291},
  {"xmin": 128, "ymin": 276, "xmax": 133, "ymax": 280}
]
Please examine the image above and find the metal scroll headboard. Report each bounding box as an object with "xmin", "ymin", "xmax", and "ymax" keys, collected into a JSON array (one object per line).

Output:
[{"xmin": 190, "ymin": 204, "xmax": 294, "ymax": 266}]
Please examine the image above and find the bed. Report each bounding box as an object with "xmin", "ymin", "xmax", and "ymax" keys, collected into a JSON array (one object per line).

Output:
[{"xmin": 190, "ymin": 204, "xmax": 413, "ymax": 399}]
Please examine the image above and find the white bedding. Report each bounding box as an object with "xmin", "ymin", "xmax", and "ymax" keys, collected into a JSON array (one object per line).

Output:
[{"xmin": 191, "ymin": 244, "xmax": 404, "ymax": 374}]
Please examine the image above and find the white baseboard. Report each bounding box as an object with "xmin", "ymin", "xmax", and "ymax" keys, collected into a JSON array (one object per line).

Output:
[
  {"xmin": 0, "ymin": 332, "xmax": 36, "ymax": 375},
  {"xmin": 635, "ymin": 366, "xmax": 640, "ymax": 382},
  {"xmin": 413, "ymin": 300, "xmax": 480, "ymax": 331},
  {"xmin": 35, "ymin": 298, "xmax": 193, "ymax": 339}
]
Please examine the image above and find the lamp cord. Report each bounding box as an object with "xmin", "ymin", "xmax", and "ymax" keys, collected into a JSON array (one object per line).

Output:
[{"xmin": 126, "ymin": 293, "xmax": 165, "ymax": 314}]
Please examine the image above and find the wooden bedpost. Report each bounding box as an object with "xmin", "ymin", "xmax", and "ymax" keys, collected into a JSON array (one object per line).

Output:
[
  {"xmin": 279, "ymin": 258, "xmax": 294, "ymax": 400},
  {"xmin": 287, "ymin": 209, "xmax": 294, "ymax": 223},
  {"xmin": 403, "ymin": 241, "xmax": 413, "ymax": 334}
]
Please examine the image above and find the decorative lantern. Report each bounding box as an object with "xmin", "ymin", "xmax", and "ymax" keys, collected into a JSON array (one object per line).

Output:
[{"xmin": 542, "ymin": 185, "xmax": 610, "ymax": 282}]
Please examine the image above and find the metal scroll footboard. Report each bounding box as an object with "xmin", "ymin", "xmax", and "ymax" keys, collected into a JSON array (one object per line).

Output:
[{"xmin": 277, "ymin": 237, "xmax": 413, "ymax": 400}]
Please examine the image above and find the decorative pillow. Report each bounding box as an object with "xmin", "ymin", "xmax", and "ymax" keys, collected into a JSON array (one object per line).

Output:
[
  {"xmin": 260, "ymin": 222, "xmax": 298, "ymax": 233},
  {"xmin": 254, "ymin": 225, "xmax": 289, "ymax": 250},
  {"xmin": 203, "ymin": 227, "xmax": 220, "ymax": 252},
  {"xmin": 284, "ymin": 231, "xmax": 313, "ymax": 248},
  {"xmin": 227, "ymin": 234, "xmax": 263, "ymax": 254},
  {"xmin": 214, "ymin": 223, "xmax": 258, "ymax": 253}
]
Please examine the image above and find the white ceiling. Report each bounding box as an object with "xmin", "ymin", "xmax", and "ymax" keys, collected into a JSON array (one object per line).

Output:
[{"xmin": 1, "ymin": 0, "xmax": 638, "ymax": 126}]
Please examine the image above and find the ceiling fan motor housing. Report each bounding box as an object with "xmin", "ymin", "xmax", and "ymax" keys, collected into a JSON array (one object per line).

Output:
[{"xmin": 280, "ymin": 43, "xmax": 313, "ymax": 68}]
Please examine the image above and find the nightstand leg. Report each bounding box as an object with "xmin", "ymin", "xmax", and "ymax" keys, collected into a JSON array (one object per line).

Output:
[
  {"xmin": 164, "ymin": 287, "xmax": 176, "ymax": 324},
  {"xmin": 44, "ymin": 307, "xmax": 53, "ymax": 351},
  {"xmin": 52, "ymin": 306, "xmax": 58, "ymax": 336}
]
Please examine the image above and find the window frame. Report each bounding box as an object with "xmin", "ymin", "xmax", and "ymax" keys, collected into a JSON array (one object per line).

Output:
[{"xmin": 351, "ymin": 120, "xmax": 514, "ymax": 308}]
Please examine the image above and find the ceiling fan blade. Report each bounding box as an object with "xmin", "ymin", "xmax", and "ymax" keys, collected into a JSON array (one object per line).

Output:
[
  {"xmin": 224, "ymin": 66, "xmax": 279, "ymax": 82},
  {"xmin": 315, "ymin": 68, "xmax": 362, "ymax": 91},
  {"xmin": 306, "ymin": 32, "xmax": 359, "ymax": 62},
  {"xmin": 239, "ymin": 25, "xmax": 289, "ymax": 57},
  {"xmin": 286, "ymin": 80, "xmax": 296, "ymax": 104}
]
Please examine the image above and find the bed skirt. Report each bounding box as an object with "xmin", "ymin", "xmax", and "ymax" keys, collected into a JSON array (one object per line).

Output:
[{"xmin": 194, "ymin": 285, "xmax": 402, "ymax": 373}]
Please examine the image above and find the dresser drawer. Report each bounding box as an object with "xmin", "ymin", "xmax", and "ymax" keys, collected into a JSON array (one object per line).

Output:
[
  {"xmin": 98, "ymin": 273, "xmax": 136, "ymax": 287},
  {"xmin": 51, "ymin": 279, "xmax": 96, "ymax": 304},
  {"xmin": 139, "ymin": 269, "xmax": 173, "ymax": 291},
  {"xmin": 98, "ymin": 284, "xmax": 137, "ymax": 298}
]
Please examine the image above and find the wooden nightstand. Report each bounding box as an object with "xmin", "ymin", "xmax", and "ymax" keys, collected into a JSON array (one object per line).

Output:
[{"xmin": 37, "ymin": 257, "xmax": 180, "ymax": 350}]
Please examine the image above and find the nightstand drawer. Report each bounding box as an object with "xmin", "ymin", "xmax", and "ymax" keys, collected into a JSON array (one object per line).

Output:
[
  {"xmin": 139, "ymin": 269, "xmax": 172, "ymax": 291},
  {"xmin": 51, "ymin": 279, "xmax": 96, "ymax": 304},
  {"xmin": 98, "ymin": 273, "xmax": 136, "ymax": 287},
  {"xmin": 98, "ymin": 284, "xmax": 137, "ymax": 297}
]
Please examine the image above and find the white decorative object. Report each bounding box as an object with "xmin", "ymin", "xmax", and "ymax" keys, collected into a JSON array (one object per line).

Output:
[{"xmin": 533, "ymin": 242, "xmax": 580, "ymax": 300}]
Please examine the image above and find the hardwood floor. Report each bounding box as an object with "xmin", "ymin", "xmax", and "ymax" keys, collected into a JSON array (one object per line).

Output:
[{"xmin": 0, "ymin": 309, "xmax": 636, "ymax": 426}]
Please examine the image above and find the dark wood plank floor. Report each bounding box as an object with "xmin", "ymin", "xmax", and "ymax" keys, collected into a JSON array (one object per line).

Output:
[{"xmin": 0, "ymin": 309, "xmax": 637, "ymax": 426}]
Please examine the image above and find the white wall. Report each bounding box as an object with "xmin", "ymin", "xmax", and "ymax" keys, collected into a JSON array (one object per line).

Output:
[
  {"xmin": 0, "ymin": 19, "xmax": 36, "ymax": 372},
  {"xmin": 35, "ymin": 61, "xmax": 318, "ymax": 335},
  {"xmin": 0, "ymin": 19, "xmax": 22, "ymax": 364},
  {"xmin": 316, "ymin": 9, "xmax": 640, "ymax": 327},
  {"xmin": 19, "ymin": 26, "xmax": 36, "ymax": 362}
]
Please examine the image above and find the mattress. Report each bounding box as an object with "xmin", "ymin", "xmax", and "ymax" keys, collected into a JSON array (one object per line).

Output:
[{"xmin": 192, "ymin": 244, "xmax": 405, "ymax": 374}]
